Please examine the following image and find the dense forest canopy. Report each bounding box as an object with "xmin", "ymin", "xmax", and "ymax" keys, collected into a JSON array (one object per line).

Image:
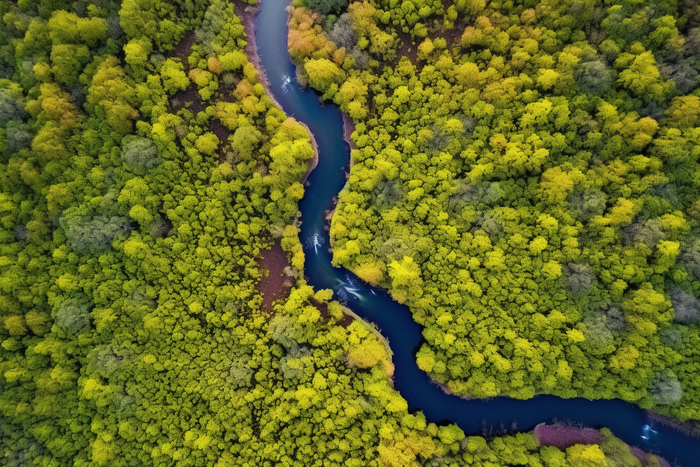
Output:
[
  {"xmin": 0, "ymin": 0, "xmax": 689, "ymax": 466},
  {"xmin": 290, "ymin": 0, "xmax": 700, "ymax": 424}
]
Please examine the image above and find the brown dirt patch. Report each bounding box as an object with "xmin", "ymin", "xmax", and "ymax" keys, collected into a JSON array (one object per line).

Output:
[
  {"xmin": 257, "ymin": 242, "xmax": 293, "ymax": 311},
  {"xmin": 312, "ymin": 299, "xmax": 355, "ymax": 328},
  {"xmin": 211, "ymin": 120, "xmax": 231, "ymax": 142},
  {"xmin": 397, "ymin": 31, "xmax": 418, "ymax": 64},
  {"xmin": 337, "ymin": 312, "xmax": 354, "ymax": 327},
  {"xmin": 171, "ymin": 31, "xmax": 195, "ymax": 63},
  {"xmin": 440, "ymin": 21, "xmax": 465, "ymax": 49},
  {"xmin": 395, "ymin": 20, "xmax": 465, "ymax": 66},
  {"xmin": 172, "ymin": 84, "xmax": 205, "ymax": 115}
]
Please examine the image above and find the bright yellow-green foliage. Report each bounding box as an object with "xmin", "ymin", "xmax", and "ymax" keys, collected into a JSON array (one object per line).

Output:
[
  {"xmin": 0, "ymin": 0, "xmax": 683, "ymax": 466},
  {"xmin": 291, "ymin": 0, "xmax": 700, "ymax": 423}
]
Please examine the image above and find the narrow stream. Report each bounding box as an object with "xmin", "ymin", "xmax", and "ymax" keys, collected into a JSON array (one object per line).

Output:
[{"xmin": 254, "ymin": 0, "xmax": 700, "ymax": 463}]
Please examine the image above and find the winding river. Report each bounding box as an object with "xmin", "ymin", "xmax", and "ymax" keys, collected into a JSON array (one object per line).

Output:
[{"xmin": 254, "ymin": 1, "xmax": 699, "ymax": 464}]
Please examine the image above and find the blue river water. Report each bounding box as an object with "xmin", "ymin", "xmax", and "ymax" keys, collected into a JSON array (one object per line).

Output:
[{"xmin": 254, "ymin": 0, "xmax": 700, "ymax": 463}]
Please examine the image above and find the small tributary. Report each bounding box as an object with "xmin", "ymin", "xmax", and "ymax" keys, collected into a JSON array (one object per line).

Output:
[{"xmin": 254, "ymin": 0, "xmax": 700, "ymax": 464}]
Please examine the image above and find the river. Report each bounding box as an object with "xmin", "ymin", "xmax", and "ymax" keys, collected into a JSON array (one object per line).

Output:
[{"xmin": 254, "ymin": 0, "xmax": 700, "ymax": 463}]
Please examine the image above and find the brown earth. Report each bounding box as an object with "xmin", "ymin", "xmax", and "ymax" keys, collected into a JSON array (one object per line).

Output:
[
  {"xmin": 172, "ymin": 84, "xmax": 205, "ymax": 114},
  {"xmin": 312, "ymin": 298, "xmax": 354, "ymax": 328},
  {"xmin": 171, "ymin": 30, "xmax": 195, "ymax": 63},
  {"xmin": 396, "ymin": 19, "xmax": 465, "ymax": 66},
  {"xmin": 257, "ymin": 242, "xmax": 293, "ymax": 311},
  {"xmin": 397, "ymin": 31, "xmax": 418, "ymax": 64},
  {"xmin": 210, "ymin": 120, "xmax": 231, "ymax": 143}
]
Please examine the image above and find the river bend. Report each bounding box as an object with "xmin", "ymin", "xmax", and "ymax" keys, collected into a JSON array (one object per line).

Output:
[{"xmin": 254, "ymin": 1, "xmax": 700, "ymax": 464}]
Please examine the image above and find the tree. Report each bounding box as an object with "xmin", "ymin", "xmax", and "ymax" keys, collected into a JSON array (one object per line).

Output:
[
  {"xmin": 0, "ymin": 88, "xmax": 27, "ymax": 125},
  {"xmin": 328, "ymin": 13, "xmax": 356, "ymax": 50},
  {"xmin": 4, "ymin": 121, "xmax": 34, "ymax": 152},
  {"xmin": 160, "ymin": 58, "xmax": 189, "ymax": 94},
  {"xmin": 376, "ymin": 181, "xmax": 403, "ymax": 209},
  {"xmin": 230, "ymin": 125, "xmax": 262, "ymax": 161},
  {"xmin": 304, "ymin": 58, "xmax": 346, "ymax": 94},
  {"xmin": 50, "ymin": 44, "xmax": 91, "ymax": 85},
  {"xmin": 88, "ymin": 57, "xmax": 139, "ymax": 133},
  {"xmin": 306, "ymin": 0, "xmax": 349, "ymax": 15},
  {"xmin": 649, "ymin": 370, "xmax": 683, "ymax": 405},
  {"xmin": 229, "ymin": 357, "xmax": 253, "ymax": 387},
  {"xmin": 269, "ymin": 315, "xmax": 302, "ymax": 348},
  {"xmin": 670, "ymin": 288, "xmax": 700, "ymax": 324},
  {"xmin": 124, "ymin": 37, "xmax": 153, "ymax": 69},
  {"xmin": 583, "ymin": 316, "xmax": 613, "ymax": 347},
  {"xmin": 564, "ymin": 263, "xmax": 596, "ymax": 295},
  {"xmin": 220, "ymin": 51, "xmax": 247, "ymax": 72},
  {"xmin": 347, "ymin": 337, "xmax": 387, "ymax": 368},
  {"xmin": 603, "ymin": 306, "xmax": 627, "ymax": 333},
  {"xmin": 663, "ymin": 95, "xmax": 700, "ymax": 127},
  {"xmin": 388, "ymin": 256, "xmax": 423, "ymax": 303},
  {"xmin": 53, "ymin": 295, "xmax": 92, "ymax": 334},
  {"xmin": 61, "ymin": 215, "xmax": 133, "ymax": 254},
  {"xmin": 623, "ymin": 219, "xmax": 663, "ymax": 247},
  {"xmin": 566, "ymin": 444, "xmax": 610, "ymax": 467},
  {"xmin": 90, "ymin": 346, "xmax": 125, "ymax": 378},
  {"xmin": 122, "ymin": 135, "xmax": 160, "ymax": 171},
  {"xmin": 576, "ymin": 60, "xmax": 614, "ymax": 95}
]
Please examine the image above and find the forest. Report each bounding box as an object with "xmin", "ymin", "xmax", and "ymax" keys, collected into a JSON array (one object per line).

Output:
[
  {"xmin": 290, "ymin": 0, "xmax": 700, "ymax": 425},
  {"xmin": 0, "ymin": 0, "xmax": 687, "ymax": 466}
]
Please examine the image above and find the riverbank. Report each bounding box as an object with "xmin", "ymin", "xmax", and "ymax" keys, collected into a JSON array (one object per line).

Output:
[
  {"xmin": 342, "ymin": 305, "xmax": 396, "ymax": 380},
  {"xmin": 236, "ymin": 0, "xmax": 319, "ymax": 183},
  {"xmin": 243, "ymin": 0, "xmax": 394, "ymax": 372},
  {"xmin": 646, "ymin": 410, "xmax": 700, "ymax": 439}
]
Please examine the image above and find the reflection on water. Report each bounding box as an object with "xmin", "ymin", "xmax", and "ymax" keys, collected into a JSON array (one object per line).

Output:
[
  {"xmin": 334, "ymin": 274, "xmax": 364, "ymax": 305},
  {"xmin": 281, "ymin": 75, "xmax": 292, "ymax": 92},
  {"xmin": 304, "ymin": 233, "xmax": 324, "ymax": 253},
  {"xmin": 641, "ymin": 424, "xmax": 658, "ymax": 441}
]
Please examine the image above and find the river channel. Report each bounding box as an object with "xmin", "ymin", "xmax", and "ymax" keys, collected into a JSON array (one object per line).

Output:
[{"xmin": 254, "ymin": 0, "xmax": 699, "ymax": 463}]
